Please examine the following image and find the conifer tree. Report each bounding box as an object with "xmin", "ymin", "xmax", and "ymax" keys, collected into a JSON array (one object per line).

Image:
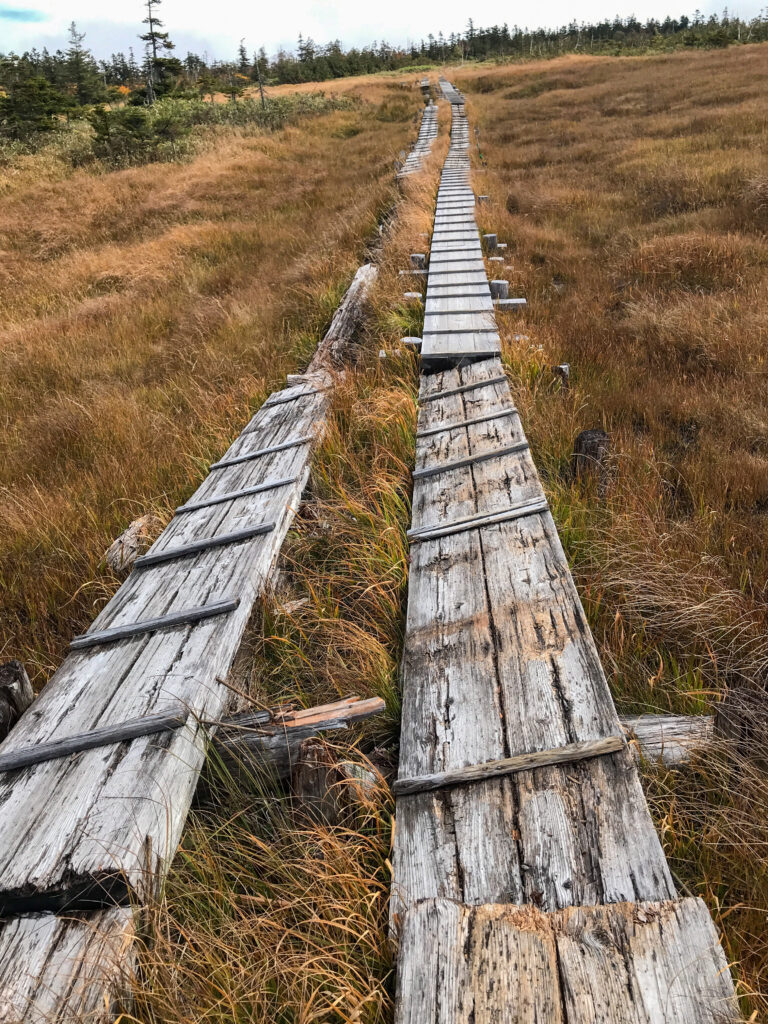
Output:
[
  {"xmin": 140, "ymin": 0, "xmax": 175, "ymax": 100},
  {"xmin": 66, "ymin": 22, "xmax": 104, "ymax": 106}
]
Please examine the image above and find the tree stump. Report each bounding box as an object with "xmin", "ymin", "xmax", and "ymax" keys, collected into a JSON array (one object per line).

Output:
[
  {"xmin": 572, "ymin": 429, "xmax": 611, "ymax": 496},
  {"xmin": 104, "ymin": 514, "xmax": 163, "ymax": 573},
  {"xmin": 715, "ymin": 685, "xmax": 768, "ymax": 766},
  {"xmin": 0, "ymin": 661, "xmax": 34, "ymax": 741},
  {"xmin": 292, "ymin": 737, "xmax": 342, "ymax": 823},
  {"xmin": 552, "ymin": 364, "xmax": 570, "ymax": 389}
]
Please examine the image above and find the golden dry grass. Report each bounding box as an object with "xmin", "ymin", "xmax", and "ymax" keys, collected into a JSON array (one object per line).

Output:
[
  {"xmin": 452, "ymin": 46, "xmax": 768, "ymax": 1015},
  {"xmin": 7, "ymin": 49, "xmax": 768, "ymax": 1022},
  {"xmin": 0, "ymin": 83, "xmax": 423, "ymax": 681}
]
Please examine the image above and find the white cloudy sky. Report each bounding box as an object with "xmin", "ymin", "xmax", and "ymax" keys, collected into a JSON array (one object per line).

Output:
[{"xmin": 0, "ymin": 0, "xmax": 760, "ymax": 59}]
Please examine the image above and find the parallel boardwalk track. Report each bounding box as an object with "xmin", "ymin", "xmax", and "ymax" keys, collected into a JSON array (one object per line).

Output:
[
  {"xmin": 0, "ymin": 265, "xmax": 377, "ymax": 1020},
  {"xmin": 391, "ymin": 80, "xmax": 738, "ymax": 1023}
]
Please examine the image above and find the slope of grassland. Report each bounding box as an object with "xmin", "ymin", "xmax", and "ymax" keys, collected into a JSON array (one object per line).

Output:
[
  {"xmin": 5, "ymin": 49, "xmax": 768, "ymax": 1023},
  {"xmin": 127, "ymin": 49, "xmax": 768, "ymax": 1022},
  {"xmin": 455, "ymin": 46, "xmax": 768, "ymax": 1016},
  {"xmin": 0, "ymin": 78, "xmax": 420, "ymax": 682}
]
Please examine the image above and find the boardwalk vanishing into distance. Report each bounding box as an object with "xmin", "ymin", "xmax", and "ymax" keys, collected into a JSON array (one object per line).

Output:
[
  {"xmin": 391, "ymin": 78, "xmax": 738, "ymax": 1024},
  {"xmin": 0, "ymin": 72, "xmax": 741, "ymax": 1024}
]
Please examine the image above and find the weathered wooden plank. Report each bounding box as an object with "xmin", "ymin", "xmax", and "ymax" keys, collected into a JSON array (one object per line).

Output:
[
  {"xmin": 0, "ymin": 266, "xmax": 381, "ymax": 914},
  {"xmin": 0, "ymin": 709, "xmax": 188, "ymax": 774},
  {"xmin": 425, "ymin": 298, "xmax": 493, "ymax": 315},
  {"xmin": 407, "ymin": 499, "xmax": 550, "ymax": 542},
  {"xmin": 214, "ymin": 696, "xmax": 385, "ymax": 781},
  {"xmin": 393, "ymin": 737, "xmax": 625, "ymax": 795},
  {"xmin": 622, "ymin": 714, "xmax": 713, "ymax": 764},
  {"xmin": 423, "ymin": 312, "xmax": 496, "ymax": 332},
  {"xmin": 393, "ymin": 358, "xmax": 675, "ymax": 916},
  {"xmin": 175, "ymin": 475, "xmax": 299, "ymax": 514},
  {"xmin": 134, "ymin": 523, "xmax": 276, "ymax": 569},
  {"xmin": 70, "ymin": 598, "xmax": 240, "ymax": 650},
  {"xmin": 395, "ymin": 898, "xmax": 738, "ymax": 1024},
  {"xmin": 0, "ymin": 909, "xmax": 134, "ymax": 1024}
]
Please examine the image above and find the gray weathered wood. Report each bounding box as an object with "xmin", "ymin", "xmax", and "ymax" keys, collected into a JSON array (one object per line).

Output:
[
  {"xmin": 306, "ymin": 263, "xmax": 378, "ymax": 372},
  {"xmin": 0, "ymin": 909, "xmax": 134, "ymax": 1024},
  {"xmin": 134, "ymin": 523, "xmax": 275, "ymax": 569},
  {"xmin": 0, "ymin": 708, "xmax": 189, "ymax": 774},
  {"xmin": 214, "ymin": 696, "xmax": 385, "ymax": 781},
  {"xmin": 0, "ymin": 265, "xmax": 372, "ymax": 916},
  {"xmin": 0, "ymin": 661, "xmax": 33, "ymax": 742},
  {"xmin": 393, "ymin": 358, "xmax": 675, "ymax": 919},
  {"xmin": 622, "ymin": 714, "xmax": 714, "ymax": 765},
  {"xmin": 392, "ymin": 80, "xmax": 734, "ymax": 1024},
  {"xmin": 395, "ymin": 898, "xmax": 739, "ymax": 1024},
  {"xmin": 175, "ymin": 476, "xmax": 298, "ymax": 514},
  {"xmin": 70, "ymin": 598, "xmax": 240, "ymax": 650},
  {"xmin": 393, "ymin": 737, "xmax": 625, "ymax": 795},
  {"xmin": 210, "ymin": 434, "xmax": 313, "ymax": 469},
  {"xmin": 412, "ymin": 441, "xmax": 529, "ymax": 480}
]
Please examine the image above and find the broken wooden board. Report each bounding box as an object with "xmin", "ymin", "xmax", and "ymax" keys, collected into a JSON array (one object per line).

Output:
[
  {"xmin": 0, "ymin": 257, "xmax": 380, "ymax": 918},
  {"xmin": 0, "ymin": 385, "xmax": 328, "ymax": 914},
  {"xmin": 394, "ymin": 898, "xmax": 738, "ymax": 1024},
  {"xmin": 0, "ymin": 909, "xmax": 134, "ymax": 1024},
  {"xmin": 213, "ymin": 695, "xmax": 385, "ymax": 780},
  {"xmin": 622, "ymin": 714, "xmax": 714, "ymax": 765}
]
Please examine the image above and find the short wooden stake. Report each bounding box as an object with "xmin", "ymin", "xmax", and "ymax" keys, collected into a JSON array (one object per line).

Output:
[
  {"xmin": 553, "ymin": 363, "xmax": 570, "ymax": 389},
  {"xmin": 483, "ymin": 233, "xmax": 498, "ymax": 252},
  {"xmin": 489, "ymin": 280, "xmax": 509, "ymax": 300}
]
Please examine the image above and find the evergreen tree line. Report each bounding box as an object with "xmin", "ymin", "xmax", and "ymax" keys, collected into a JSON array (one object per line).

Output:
[{"xmin": 2, "ymin": 0, "xmax": 768, "ymax": 144}]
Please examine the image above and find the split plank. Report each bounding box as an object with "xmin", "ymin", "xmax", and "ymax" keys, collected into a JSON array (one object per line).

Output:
[{"xmin": 395, "ymin": 898, "xmax": 738, "ymax": 1024}]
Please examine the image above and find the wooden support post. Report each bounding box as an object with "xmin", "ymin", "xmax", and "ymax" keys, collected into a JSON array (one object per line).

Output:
[
  {"xmin": 489, "ymin": 280, "xmax": 509, "ymax": 300},
  {"xmin": 0, "ymin": 661, "xmax": 33, "ymax": 742},
  {"xmin": 572, "ymin": 429, "xmax": 611, "ymax": 496},
  {"xmin": 483, "ymin": 233, "xmax": 498, "ymax": 251},
  {"xmin": 553, "ymin": 363, "xmax": 570, "ymax": 388},
  {"xmin": 410, "ymin": 254, "xmax": 427, "ymax": 270}
]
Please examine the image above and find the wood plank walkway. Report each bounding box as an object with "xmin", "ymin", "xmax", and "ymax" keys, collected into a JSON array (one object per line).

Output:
[
  {"xmin": 397, "ymin": 99, "xmax": 438, "ymax": 178},
  {"xmin": 392, "ymin": 82, "xmax": 738, "ymax": 1023},
  {"xmin": 421, "ymin": 89, "xmax": 500, "ymax": 367},
  {"xmin": 0, "ymin": 265, "xmax": 378, "ymax": 1021}
]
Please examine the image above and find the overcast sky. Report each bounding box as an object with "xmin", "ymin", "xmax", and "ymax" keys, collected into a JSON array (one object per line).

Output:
[{"xmin": 1, "ymin": 0, "xmax": 761, "ymax": 59}]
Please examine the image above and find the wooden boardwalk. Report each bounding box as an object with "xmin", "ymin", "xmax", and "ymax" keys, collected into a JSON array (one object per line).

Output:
[
  {"xmin": 397, "ymin": 100, "xmax": 438, "ymax": 178},
  {"xmin": 421, "ymin": 88, "xmax": 499, "ymax": 368},
  {"xmin": 0, "ymin": 266, "xmax": 377, "ymax": 1021},
  {"xmin": 392, "ymin": 82, "xmax": 738, "ymax": 1023}
]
